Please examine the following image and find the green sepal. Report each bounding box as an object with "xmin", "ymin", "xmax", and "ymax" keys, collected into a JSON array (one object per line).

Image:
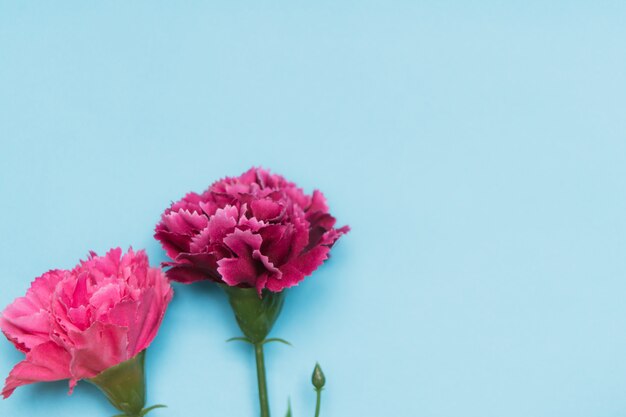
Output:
[
  {"xmin": 285, "ymin": 398, "xmax": 293, "ymax": 417},
  {"xmin": 221, "ymin": 285, "xmax": 286, "ymax": 343},
  {"xmin": 88, "ymin": 350, "xmax": 166, "ymax": 417},
  {"xmin": 88, "ymin": 350, "xmax": 147, "ymax": 416}
]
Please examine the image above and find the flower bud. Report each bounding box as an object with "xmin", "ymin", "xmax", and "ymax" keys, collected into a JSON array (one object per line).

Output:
[{"xmin": 311, "ymin": 363, "xmax": 326, "ymax": 390}]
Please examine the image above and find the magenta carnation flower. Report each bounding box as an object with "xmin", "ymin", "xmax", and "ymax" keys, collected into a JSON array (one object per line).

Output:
[
  {"xmin": 0, "ymin": 248, "xmax": 173, "ymax": 400},
  {"xmin": 154, "ymin": 167, "xmax": 349, "ymax": 294}
]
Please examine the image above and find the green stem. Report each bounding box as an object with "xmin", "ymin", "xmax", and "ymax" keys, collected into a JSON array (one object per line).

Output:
[
  {"xmin": 314, "ymin": 389, "xmax": 322, "ymax": 417},
  {"xmin": 254, "ymin": 342, "xmax": 271, "ymax": 417}
]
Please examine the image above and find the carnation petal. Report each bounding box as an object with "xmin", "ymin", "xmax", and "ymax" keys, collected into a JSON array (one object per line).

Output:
[
  {"xmin": 321, "ymin": 225, "xmax": 351, "ymax": 246},
  {"xmin": 0, "ymin": 270, "xmax": 64, "ymax": 352},
  {"xmin": 69, "ymin": 322, "xmax": 129, "ymax": 380},
  {"xmin": 164, "ymin": 252, "xmax": 221, "ymax": 283},
  {"xmin": 259, "ymin": 225, "xmax": 293, "ymax": 266},
  {"xmin": 126, "ymin": 287, "xmax": 171, "ymax": 356},
  {"xmin": 162, "ymin": 210, "xmax": 209, "ymax": 235},
  {"xmin": 293, "ymin": 245, "xmax": 331, "ymax": 276},
  {"xmin": 89, "ymin": 283, "xmax": 123, "ymax": 320},
  {"xmin": 154, "ymin": 229, "xmax": 193, "ymax": 259},
  {"xmin": 308, "ymin": 190, "xmax": 329, "ymax": 213},
  {"xmin": 0, "ymin": 310, "xmax": 50, "ymax": 352},
  {"xmin": 217, "ymin": 258, "xmax": 259, "ymax": 287},
  {"xmin": 166, "ymin": 263, "xmax": 218, "ymax": 283},
  {"xmin": 268, "ymin": 246, "xmax": 330, "ymax": 291},
  {"xmin": 170, "ymin": 192, "xmax": 204, "ymax": 213},
  {"xmin": 2, "ymin": 341, "xmax": 72, "ymax": 398},
  {"xmin": 207, "ymin": 206, "xmax": 239, "ymax": 242},
  {"xmin": 223, "ymin": 229, "xmax": 263, "ymax": 257},
  {"xmin": 250, "ymin": 199, "xmax": 283, "ymax": 221}
]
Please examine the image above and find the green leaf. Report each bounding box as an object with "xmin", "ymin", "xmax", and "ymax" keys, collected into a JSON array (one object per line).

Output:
[
  {"xmin": 263, "ymin": 338, "xmax": 292, "ymax": 346},
  {"xmin": 285, "ymin": 398, "xmax": 293, "ymax": 417},
  {"xmin": 226, "ymin": 336, "xmax": 253, "ymax": 344},
  {"xmin": 139, "ymin": 404, "xmax": 167, "ymax": 416}
]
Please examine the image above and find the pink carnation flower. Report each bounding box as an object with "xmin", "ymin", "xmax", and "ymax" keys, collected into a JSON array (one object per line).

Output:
[
  {"xmin": 155, "ymin": 167, "xmax": 349, "ymax": 294},
  {"xmin": 0, "ymin": 248, "xmax": 173, "ymax": 398}
]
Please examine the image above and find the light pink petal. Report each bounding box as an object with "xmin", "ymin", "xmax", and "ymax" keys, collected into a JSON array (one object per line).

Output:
[
  {"xmin": 70, "ymin": 273, "xmax": 91, "ymax": 308},
  {"xmin": 0, "ymin": 305, "xmax": 51, "ymax": 353},
  {"xmin": 68, "ymin": 322, "xmax": 129, "ymax": 379},
  {"xmin": 105, "ymin": 299, "xmax": 137, "ymax": 329},
  {"xmin": 0, "ymin": 270, "xmax": 64, "ymax": 352},
  {"xmin": 81, "ymin": 248, "xmax": 122, "ymax": 277},
  {"xmin": 66, "ymin": 306, "xmax": 90, "ymax": 331},
  {"xmin": 25, "ymin": 270, "xmax": 65, "ymax": 308},
  {"xmin": 2, "ymin": 341, "xmax": 72, "ymax": 398},
  {"xmin": 127, "ymin": 286, "xmax": 172, "ymax": 356},
  {"xmin": 89, "ymin": 283, "xmax": 122, "ymax": 320}
]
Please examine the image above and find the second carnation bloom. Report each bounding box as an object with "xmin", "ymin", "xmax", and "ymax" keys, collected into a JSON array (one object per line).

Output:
[{"xmin": 155, "ymin": 167, "xmax": 349, "ymax": 294}]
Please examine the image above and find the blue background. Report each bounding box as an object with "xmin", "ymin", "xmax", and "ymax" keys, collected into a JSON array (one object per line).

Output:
[{"xmin": 1, "ymin": 2, "xmax": 626, "ymax": 417}]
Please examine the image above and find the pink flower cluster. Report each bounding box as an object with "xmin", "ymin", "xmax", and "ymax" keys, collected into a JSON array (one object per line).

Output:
[
  {"xmin": 155, "ymin": 168, "xmax": 349, "ymax": 294},
  {"xmin": 0, "ymin": 248, "xmax": 173, "ymax": 398}
]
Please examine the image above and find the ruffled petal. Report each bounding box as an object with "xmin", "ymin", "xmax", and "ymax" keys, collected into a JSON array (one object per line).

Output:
[
  {"xmin": 68, "ymin": 322, "xmax": 129, "ymax": 380},
  {"xmin": 126, "ymin": 286, "xmax": 172, "ymax": 356},
  {"xmin": 268, "ymin": 245, "xmax": 330, "ymax": 291},
  {"xmin": 0, "ymin": 270, "xmax": 64, "ymax": 352},
  {"xmin": 307, "ymin": 189, "xmax": 329, "ymax": 213},
  {"xmin": 250, "ymin": 198, "xmax": 284, "ymax": 221},
  {"xmin": 207, "ymin": 206, "xmax": 239, "ymax": 243},
  {"xmin": 2, "ymin": 341, "xmax": 72, "ymax": 398},
  {"xmin": 154, "ymin": 229, "xmax": 193, "ymax": 259}
]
